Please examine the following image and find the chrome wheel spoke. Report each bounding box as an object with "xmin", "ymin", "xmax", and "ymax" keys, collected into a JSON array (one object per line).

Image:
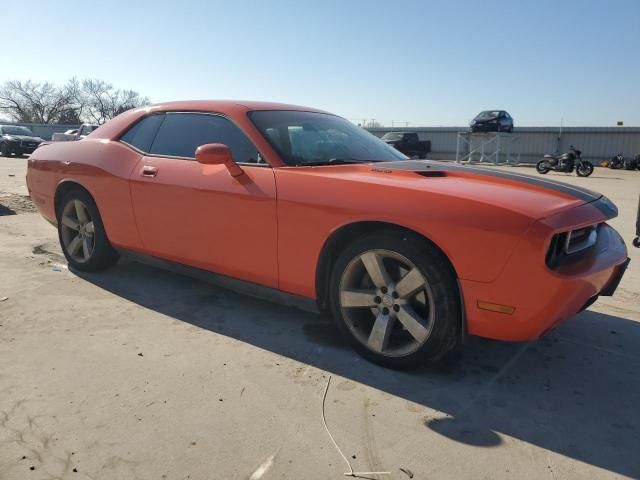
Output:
[
  {"xmin": 341, "ymin": 289, "xmax": 378, "ymax": 308},
  {"xmin": 395, "ymin": 268, "xmax": 426, "ymax": 299},
  {"xmin": 368, "ymin": 312, "xmax": 394, "ymax": 352},
  {"xmin": 75, "ymin": 200, "xmax": 88, "ymax": 224},
  {"xmin": 360, "ymin": 251, "xmax": 392, "ymax": 288},
  {"xmin": 396, "ymin": 305, "xmax": 430, "ymax": 343},
  {"xmin": 82, "ymin": 237, "xmax": 92, "ymax": 261},
  {"xmin": 67, "ymin": 235, "xmax": 82, "ymax": 255},
  {"xmin": 61, "ymin": 215, "xmax": 79, "ymax": 231},
  {"xmin": 85, "ymin": 221, "xmax": 95, "ymax": 234}
]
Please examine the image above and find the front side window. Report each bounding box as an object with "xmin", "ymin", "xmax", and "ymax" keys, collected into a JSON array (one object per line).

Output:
[
  {"xmin": 249, "ymin": 111, "xmax": 406, "ymax": 166},
  {"xmin": 149, "ymin": 113, "xmax": 261, "ymax": 163}
]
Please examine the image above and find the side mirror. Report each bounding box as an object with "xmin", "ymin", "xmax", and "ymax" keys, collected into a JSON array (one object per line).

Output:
[{"xmin": 195, "ymin": 143, "xmax": 243, "ymax": 177}]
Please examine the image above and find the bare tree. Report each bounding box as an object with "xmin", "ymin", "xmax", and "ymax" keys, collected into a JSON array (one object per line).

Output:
[
  {"xmin": 0, "ymin": 80, "xmax": 76, "ymax": 123},
  {"xmin": 0, "ymin": 78, "xmax": 149, "ymax": 124},
  {"xmin": 80, "ymin": 79, "xmax": 149, "ymax": 124}
]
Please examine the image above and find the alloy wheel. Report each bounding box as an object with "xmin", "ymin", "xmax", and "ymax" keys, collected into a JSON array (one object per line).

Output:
[
  {"xmin": 339, "ymin": 249, "xmax": 435, "ymax": 357},
  {"xmin": 60, "ymin": 199, "xmax": 96, "ymax": 263}
]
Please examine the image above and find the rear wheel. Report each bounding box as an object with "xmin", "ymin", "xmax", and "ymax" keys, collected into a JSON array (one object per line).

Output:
[
  {"xmin": 536, "ymin": 160, "xmax": 550, "ymax": 174},
  {"xmin": 329, "ymin": 231, "xmax": 460, "ymax": 369},
  {"xmin": 57, "ymin": 189, "xmax": 119, "ymax": 271}
]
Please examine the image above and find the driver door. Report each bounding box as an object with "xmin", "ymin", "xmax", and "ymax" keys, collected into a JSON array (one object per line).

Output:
[{"xmin": 125, "ymin": 112, "xmax": 279, "ymax": 288}]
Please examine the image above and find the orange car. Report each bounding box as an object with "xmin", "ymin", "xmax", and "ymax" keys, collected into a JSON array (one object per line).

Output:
[{"xmin": 26, "ymin": 101, "xmax": 629, "ymax": 368}]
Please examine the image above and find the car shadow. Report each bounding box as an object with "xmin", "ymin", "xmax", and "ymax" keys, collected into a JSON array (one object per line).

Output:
[
  {"xmin": 75, "ymin": 258, "xmax": 640, "ymax": 478},
  {"xmin": 0, "ymin": 204, "xmax": 17, "ymax": 216}
]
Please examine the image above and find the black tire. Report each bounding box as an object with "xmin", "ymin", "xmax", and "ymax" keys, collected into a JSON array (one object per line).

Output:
[
  {"xmin": 329, "ymin": 231, "xmax": 460, "ymax": 369},
  {"xmin": 576, "ymin": 162, "xmax": 594, "ymax": 177},
  {"xmin": 536, "ymin": 160, "xmax": 550, "ymax": 174},
  {"xmin": 0, "ymin": 143, "xmax": 9, "ymax": 157},
  {"xmin": 57, "ymin": 189, "xmax": 119, "ymax": 272},
  {"xmin": 633, "ymin": 237, "xmax": 640, "ymax": 248}
]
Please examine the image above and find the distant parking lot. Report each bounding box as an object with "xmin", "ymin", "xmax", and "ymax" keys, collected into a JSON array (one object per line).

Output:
[{"xmin": 1, "ymin": 157, "xmax": 639, "ymax": 480}]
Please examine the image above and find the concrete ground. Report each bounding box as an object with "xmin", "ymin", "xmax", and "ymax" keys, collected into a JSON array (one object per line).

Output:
[{"xmin": 1, "ymin": 157, "xmax": 639, "ymax": 480}]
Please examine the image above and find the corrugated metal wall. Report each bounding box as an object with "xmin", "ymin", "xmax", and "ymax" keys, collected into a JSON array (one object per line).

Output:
[{"xmin": 368, "ymin": 127, "xmax": 640, "ymax": 164}]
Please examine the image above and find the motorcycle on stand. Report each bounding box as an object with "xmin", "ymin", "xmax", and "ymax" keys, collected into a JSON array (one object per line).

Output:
[
  {"xmin": 623, "ymin": 155, "xmax": 638, "ymax": 170},
  {"xmin": 536, "ymin": 146, "xmax": 594, "ymax": 177},
  {"xmin": 609, "ymin": 154, "xmax": 625, "ymax": 169}
]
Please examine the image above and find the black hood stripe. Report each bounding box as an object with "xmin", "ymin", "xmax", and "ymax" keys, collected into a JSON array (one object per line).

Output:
[{"xmin": 376, "ymin": 160, "xmax": 602, "ymax": 204}]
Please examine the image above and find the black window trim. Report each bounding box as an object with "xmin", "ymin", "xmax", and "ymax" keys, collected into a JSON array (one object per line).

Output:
[{"xmin": 118, "ymin": 111, "xmax": 270, "ymax": 167}]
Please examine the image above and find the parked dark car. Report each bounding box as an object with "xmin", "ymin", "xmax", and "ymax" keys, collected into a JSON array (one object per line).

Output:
[
  {"xmin": 381, "ymin": 132, "xmax": 431, "ymax": 159},
  {"xmin": 470, "ymin": 110, "xmax": 514, "ymax": 133},
  {"xmin": 0, "ymin": 125, "xmax": 44, "ymax": 157}
]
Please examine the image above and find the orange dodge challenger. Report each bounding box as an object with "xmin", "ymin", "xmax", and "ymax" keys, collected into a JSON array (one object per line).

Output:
[{"xmin": 27, "ymin": 101, "xmax": 629, "ymax": 368}]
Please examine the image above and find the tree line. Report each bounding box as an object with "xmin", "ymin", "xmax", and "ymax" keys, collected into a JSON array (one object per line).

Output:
[{"xmin": 0, "ymin": 78, "xmax": 150, "ymax": 125}]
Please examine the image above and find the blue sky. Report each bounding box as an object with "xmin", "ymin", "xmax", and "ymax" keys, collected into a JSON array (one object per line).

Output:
[{"xmin": 7, "ymin": 0, "xmax": 640, "ymax": 126}]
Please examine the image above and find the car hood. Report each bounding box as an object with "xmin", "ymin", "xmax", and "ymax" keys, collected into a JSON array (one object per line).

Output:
[
  {"xmin": 472, "ymin": 117, "xmax": 497, "ymax": 123},
  {"xmin": 290, "ymin": 160, "xmax": 609, "ymax": 221},
  {"xmin": 3, "ymin": 135, "xmax": 44, "ymax": 142}
]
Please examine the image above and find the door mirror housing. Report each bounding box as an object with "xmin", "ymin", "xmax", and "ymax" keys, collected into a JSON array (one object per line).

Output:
[{"xmin": 195, "ymin": 143, "xmax": 243, "ymax": 177}]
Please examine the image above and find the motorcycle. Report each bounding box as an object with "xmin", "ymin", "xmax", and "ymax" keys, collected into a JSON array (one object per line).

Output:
[
  {"xmin": 609, "ymin": 154, "xmax": 625, "ymax": 169},
  {"xmin": 536, "ymin": 146, "xmax": 594, "ymax": 177},
  {"xmin": 623, "ymin": 155, "xmax": 638, "ymax": 170}
]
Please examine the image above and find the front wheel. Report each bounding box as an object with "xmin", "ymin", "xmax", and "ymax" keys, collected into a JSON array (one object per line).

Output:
[
  {"xmin": 329, "ymin": 231, "xmax": 460, "ymax": 369},
  {"xmin": 576, "ymin": 162, "xmax": 594, "ymax": 177},
  {"xmin": 536, "ymin": 160, "xmax": 550, "ymax": 174},
  {"xmin": 0, "ymin": 143, "xmax": 9, "ymax": 157},
  {"xmin": 57, "ymin": 189, "xmax": 119, "ymax": 271}
]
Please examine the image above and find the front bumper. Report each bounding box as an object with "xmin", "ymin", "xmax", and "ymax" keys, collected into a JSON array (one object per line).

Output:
[
  {"xmin": 471, "ymin": 123, "xmax": 499, "ymax": 132},
  {"xmin": 462, "ymin": 222, "xmax": 629, "ymax": 341},
  {"xmin": 5, "ymin": 142, "xmax": 40, "ymax": 155}
]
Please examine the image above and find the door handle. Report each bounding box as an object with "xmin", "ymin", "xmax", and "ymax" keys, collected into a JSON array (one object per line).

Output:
[{"xmin": 141, "ymin": 165, "xmax": 158, "ymax": 177}]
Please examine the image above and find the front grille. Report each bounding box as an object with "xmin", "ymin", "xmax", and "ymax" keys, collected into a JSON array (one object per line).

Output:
[{"xmin": 546, "ymin": 224, "xmax": 599, "ymax": 268}]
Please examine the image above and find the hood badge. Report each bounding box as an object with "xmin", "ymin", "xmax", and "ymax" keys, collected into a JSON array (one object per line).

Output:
[{"xmin": 371, "ymin": 168, "xmax": 392, "ymax": 173}]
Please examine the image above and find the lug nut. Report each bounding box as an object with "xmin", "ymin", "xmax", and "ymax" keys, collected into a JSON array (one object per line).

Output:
[
  {"xmin": 374, "ymin": 296, "xmax": 382, "ymax": 304},
  {"xmin": 382, "ymin": 307, "xmax": 390, "ymax": 315},
  {"xmin": 381, "ymin": 286, "xmax": 388, "ymax": 294},
  {"xmin": 393, "ymin": 305, "xmax": 400, "ymax": 312},
  {"xmin": 392, "ymin": 291, "xmax": 399, "ymax": 299}
]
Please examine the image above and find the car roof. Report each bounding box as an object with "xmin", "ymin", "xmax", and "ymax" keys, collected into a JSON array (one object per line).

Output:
[
  {"xmin": 144, "ymin": 100, "xmax": 330, "ymax": 114},
  {"xmin": 90, "ymin": 100, "xmax": 335, "ymax": 140}
]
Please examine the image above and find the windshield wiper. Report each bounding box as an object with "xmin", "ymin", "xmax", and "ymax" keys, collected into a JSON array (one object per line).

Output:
[{"xmin": 297, "ymin": 158, "xmax": 373, "ymax": 166}]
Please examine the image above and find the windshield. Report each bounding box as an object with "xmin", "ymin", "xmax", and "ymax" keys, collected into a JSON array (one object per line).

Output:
[
  {"xmin": 381, "ymin": 132, "xmax": 405, "ymax": 141},
  {"xmin": 2, "ymin": 126, "xmax": 34, "ymax": 136},
  {"xmin": 249, "ymin": 111, "xmax": 407, "ymax": 166},
  {"xmin": 475, "ymin": 111, "xmax": 500, "ymax": 119}
]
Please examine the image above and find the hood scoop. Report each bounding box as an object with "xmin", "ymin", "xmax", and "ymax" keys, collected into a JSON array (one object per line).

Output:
[{"xmin": 415, "ymin": 170, "xmax": 447, "ymax": 178}]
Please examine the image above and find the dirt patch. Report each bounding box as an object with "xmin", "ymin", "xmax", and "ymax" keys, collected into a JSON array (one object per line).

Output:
[{"xmin": 0, "ymin": 192, "xmax": 36, "ymax": 215}]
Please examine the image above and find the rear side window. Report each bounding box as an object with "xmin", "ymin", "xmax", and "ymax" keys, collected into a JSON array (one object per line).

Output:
[
  {"xmin": 120, "ymin": 114, "xmax": 165, "ymax": 152},
  {"xmin": 149, "ymin": 113, "xmax": 260, "ymax": 163}
]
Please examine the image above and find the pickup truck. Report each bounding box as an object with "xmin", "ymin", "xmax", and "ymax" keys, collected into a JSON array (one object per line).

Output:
[
  {"xmin": 51, "ymin": 124, "xmax": 99, "ymax": 142},
  {"xmin": 381, "ymin": 132, "xmax": 431, "ymax": 159}
]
